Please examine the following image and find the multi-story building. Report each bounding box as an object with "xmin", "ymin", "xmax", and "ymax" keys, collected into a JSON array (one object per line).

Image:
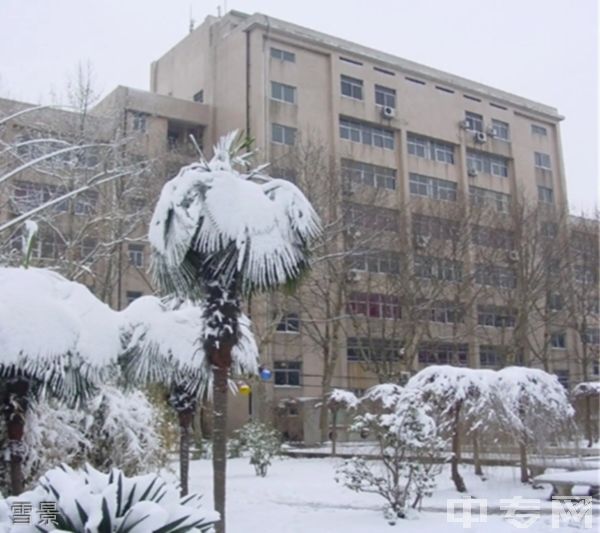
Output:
[
  {"xmin": 0, "ymin": 10, "xmax": 597, "ymax": 441},
  {"xmin": 149, "ymin": 10, "xmax": 598, "ymax": 439}
]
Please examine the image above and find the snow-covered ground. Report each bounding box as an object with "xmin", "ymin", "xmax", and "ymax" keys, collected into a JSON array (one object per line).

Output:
[{"xmin": 178, "ymin": 457, "xmax": 598, "ymax": 532}]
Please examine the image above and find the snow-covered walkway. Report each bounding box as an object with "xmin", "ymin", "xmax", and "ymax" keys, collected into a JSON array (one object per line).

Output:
[{"xmin": 178, "ymin": 457, "xmax": 598, "ymax": 532}]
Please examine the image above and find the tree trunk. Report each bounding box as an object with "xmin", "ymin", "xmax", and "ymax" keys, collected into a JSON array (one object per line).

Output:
[
  {"xmin": 473, "ymin": 432, "xmax": 483, "ymax": 477},
  {"xmin": 212, "ymin": 364, "xmax": 229, "ymax": 533},
  {"xmin": 3, "ymin": 379, "xmax": 30, "ymax": 495},
  {"xmin": 519, "ymin": 439, "xmax": 529, "ymax": 483},
  {"xmin": 178, "ymin": 409, "xmax": 194, "ymax": 497},
  {"xmin": 585, "ymin": 396, "xmax": 593, "ymax": 448},
  {"xmin": 451, "ymin": 403, "xmax": 466, "ymax": 493},
  {"xmin": 331, "ymin": 409, "xmax": 338, "ymax": 457}
]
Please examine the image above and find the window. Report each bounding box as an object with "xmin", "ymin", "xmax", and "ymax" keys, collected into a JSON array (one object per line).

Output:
[
  {"xmin": 531, "ymin": 124, "xmax": 547, "ymax": 136},
  {"xmin": 347, "ymin": 337, "xmax": 403, "ymax": 362},
  {"xmin": 271, "ymin": 47, "xmax": 295, "ymax": 62},
  {"xmin": 465, "ymin": 112, "xmax": 484, "ymax": 132},
  {"xmin": 274, "ymin": 361, "xmax": 301, "ymax": 386},
  {"xmin": 80, "ymin": 238, "xmax": 97, "ymax": 262},
  {"xmin": 477, "ymin": 305, "xmax": 516, "ymax": 327},
  {"xmin": 479, "ymin": 345, "xmax": 506, "ymax": 368},
  {"xmin": 593, "ymin": 360, "xmax": 599, "ymax": 376},
  {"xmin": 583, "ymin": 328, "xmax": 600, "ymax": 346},
  {"xmin": 271, "ymin": 81, "xmax": 296, "ymax": 104},
  {"xmin": 534, "ymin": 152, "xmax": 552, "ymax": 170},
  {"xmin": 131, "ymin": 112, "xmax": 148, "ymax": 133},
  {"xmin": 405, "ymin": 76, "xmax": 426, "ymax": 85},
  {"xmin": 412, "ymin": 214, "xmax": 459, "ymax": 242},
  {"xmin": 541, "ymin": 222, "xmax": 558, "ymax": 238},
  {"xmin": 538, "ymin": 186, "xmax": 554, "ymax": 204},
  {"xmin": 339, "ymin": 117, "xmax": 394, "ymax": 149},
  {"xmin": 374, "ymin": 66, "xmax": 395, "ymax": 76},
  {"xmin": 491, "ymin": 119, "xmax": 510, "ymax": 141},
  {"xmin": 344, "ymin": 203, "xmax": 399, "ymax": 232},
  {"xmin": 409, "ymin": 174, "xmax": 457, "ymax": 201},
  {"xmin": 347, "ymin": 292, "xmax": 401, "ymax": 319},
  {"xmin": 407, "ymin": 133, "xmax": 454, "ymax": 164},
  {"xmin": 429, "ymin": 301, "xmax": 464, "ymax": 324},
  {"xmin": 340, "ymin": 56, "xmax": 362, "ymax": 66},
  {"xmin": 375, "ymin": 85, "xmax": 396, "ymax": 108},
  {"xmin": 471, "ymin": 225, "xmax": 514, "ymax": 250},
  {"xmin": 74, "ymin": 190, "xmax": 98, "ymax": 216},
  {"xmin": 340, "ymin": 75, "xmax": 363, "ymax": 100},
  {"xmin": 547, "ymin": 292, "xmax": 563, "ymax": 311},
  {"xmin": 550, "ymin": 332, "xmax": 566, "ymax": 349},
  {"xmin": 475, "ymin": 264, "xmax": 517, "ymax": 289},
  {"xmin": 418, "ymin": 343, "xmax": 468, "ymax": 366},
  {"xmin": 574, "ymin": 266, "xmax": 597, "ymax": 284},
  {"xmin": 12, "ymin": 180, "xmax": 67, "ymax": 213},
  {"xmin": 342, "ymin": 159, "xmax": 396, "ymax": 190},
  {"xmin": 276, "ymin": 313, "xmax": 300, "ymax": 333},
  {"xmin": 349, "ymin": 250, "xmax": 401, "ymax": 275},
  {"xmin": 128, "ymin": 244, "xmax": 144, "ymax": 267},
  {"xmin": 469, "ymin": 186, "xmax": 511, "ymax": 213},
  {"xmin": 271, "ymin": 123, "xmax": 296, "ymax": 146},
  {"xmin": 555, "ymin": 369, "xmax": 569, "ymax": 389},
  {"xmin": 414, "ymin": 256, "xmax": 463, "ymax": 282},
  {"xmin": 126, "ymin": 291, "xmax": 143, "ymax": 304},
  {"xmin": 466, "ymin": 150, "xmax": 508, "ymax": 177},
  {"xmin": 193, "ymin": 90, "xmax": 204, "ymax": 103}
]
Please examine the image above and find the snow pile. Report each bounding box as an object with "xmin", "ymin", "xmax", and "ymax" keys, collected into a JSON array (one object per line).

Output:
[
  {"xmin": 0, "ymin": 267, "xmax": 122, "ymax": 399},
  {"xmin": 361, "ymin": 384, "xmax": 403, "ymax": 409},
  {"xmin": 0, "ymin": 463, "xmax": 218, "ymax": 532},
  {"xmin": 149, "ymin": 132, "xmax": 321, "ymax": 295}
]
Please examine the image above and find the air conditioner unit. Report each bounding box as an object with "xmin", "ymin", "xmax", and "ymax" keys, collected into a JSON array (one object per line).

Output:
[
  {"xmin": 346, "ymin": 270, "xmax": 362, "ymax": 283},
  {"xmin": 459, "ymin": 119, "xmax": 470, "ymax": 129},
  {"xmin": 474, "ymin": 131, "xmax": 487, "ymax": 143},
  {"xmin": 467, "ymin": 167, "xmax": 479, "ymax": 178},
  {"xmin": 508, "ymin": 250, "xmax": 519, "ymax": 262},
  {"xmin": 381, "ymin": 105, "xmax": 396, "ymax": 119},
  {"xmin": 416, "ymin": 235, "xmax": 431, "ymax": 249}
]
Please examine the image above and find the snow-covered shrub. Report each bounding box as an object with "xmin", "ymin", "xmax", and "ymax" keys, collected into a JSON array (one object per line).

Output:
[
  {"xmin": 234, "ymin": 421, "xmax": 281, "ymax": 477},
  {"xmin": 0, "ymin": 401, "xmax": 90, "ymax": 495},
  {"xmin": 0, "ymin": 463, "xmax": 218, "ymax": 532},
  {"xmin": 86, "ymin": 386, "xmax": 166, "ymax": 476},
  {"xmin": 336, "ymin": 390, "xmax": 446, "ymax": 523}
]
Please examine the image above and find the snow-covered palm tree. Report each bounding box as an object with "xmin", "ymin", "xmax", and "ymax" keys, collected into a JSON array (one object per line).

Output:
[
  {"xmin": 121, "ymin": 295, "xmax": 258, "ymax": 496},
  {"xmin": 0, "ymin": 267, "xmax": 122, "ymax": 494},
  {"xmin": 149, "ymin": 132, "xmax": 320, "ymax": 532}
]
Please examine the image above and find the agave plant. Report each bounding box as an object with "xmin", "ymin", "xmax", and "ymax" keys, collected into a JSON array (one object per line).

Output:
[
  {"xmin": 0, "ymin": 267, "xmax": 122, "ymax": 494},
  {"xmin": 0, "ymin": 463, "xmax": 218, "ymax": 532},
  {"xmin": 121, "ymin": 295, "xmax": 258, "ymax": 496},
  {"xmin": 149, "ymin": 131, "xmax": 320, "ymax": 532}
]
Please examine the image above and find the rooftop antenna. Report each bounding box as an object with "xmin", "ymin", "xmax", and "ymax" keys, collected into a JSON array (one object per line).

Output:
[{"xmin": 189, "ymin": 6, "xmax": 195, "ymax": 33}]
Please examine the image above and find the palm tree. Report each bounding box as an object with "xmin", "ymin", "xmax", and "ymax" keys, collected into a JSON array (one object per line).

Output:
[
  {"xmin": 148, "ymin": 132, "xmax": 320, "ymax": 532},
  {"xmin": 0, "ymin": 266, "xmax": 122, "ymax": 494},
  {"xmin": 121, "ymin": 295, "xmax": 258, "ymax": 496}
]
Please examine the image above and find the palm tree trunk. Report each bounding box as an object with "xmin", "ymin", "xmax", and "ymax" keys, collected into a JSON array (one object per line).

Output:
[
  {"xmin": 212, "ymin": 364, "xmax": 229, "ymax": 533},
  {"xmin": 473, "ymin": 432, "xmax": 483, "ymax": 476},
  {"xmin": 331, "ymin": 408, "xmax": 337, "ymax": 457},
  {"xmin": 3, "ymin": 378, "xmax": 30, "ymax": 495},
  {"xmin": 451, "ymin": 402, "xmax": 466, "ymax": 493},
  {"xmin": 178, "ymin": 409, "xmax": 194, "ymax": 497}
]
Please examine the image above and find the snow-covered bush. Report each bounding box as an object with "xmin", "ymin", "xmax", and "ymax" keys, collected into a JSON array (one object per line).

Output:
[
  {"xmin": 0, "ymin": 401, "xmax": 90, "ymax": 495},
  {"xmin": 336, "ymin": 390, "xmax": 446, "ymax": 522},
  {"xmin": 86, "ymin": 386, "xmax": 166, "ymax": 476},
  {"xmin": 234, "ymin": 421, "xmax": 281, "ymax": 477},
  {"xmin": 0, "ymin": 463, "xmax": 218, "ymax": 532}
]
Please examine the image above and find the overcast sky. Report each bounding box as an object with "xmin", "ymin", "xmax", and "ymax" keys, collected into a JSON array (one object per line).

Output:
[{"xmin": 0, "ymin": 0, "xmax": 597, "ymax": 214}]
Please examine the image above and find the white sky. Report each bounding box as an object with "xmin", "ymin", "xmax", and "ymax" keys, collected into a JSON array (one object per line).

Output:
[{"xmin": 0, "ymin": 0, "xmax": 597, "ymax": 214}]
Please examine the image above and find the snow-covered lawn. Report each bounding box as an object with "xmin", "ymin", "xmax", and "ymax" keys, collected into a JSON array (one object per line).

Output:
[{"xmin": 177, "ymin": 457, "xmax": 598, "ymax": 532}]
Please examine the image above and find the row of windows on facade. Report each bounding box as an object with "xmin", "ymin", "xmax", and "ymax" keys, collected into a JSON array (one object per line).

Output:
[
  {"xmin": 272, "ymin": 358, "xmax": 588, "ymax": 389},
  {"xmin": 270, "ymin": 46, "xmax": 550, "ymax": 140},
  {"xmin": 16, "ymin": 136, "xmax": 103, "ymax": 169},
  {"xmin": 274, "ymin": 119, "xmax": 553, "ymax": 185},
  {"xmin": 11, "ymin": 180, "xmax": 148, "ymax": 215}
]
